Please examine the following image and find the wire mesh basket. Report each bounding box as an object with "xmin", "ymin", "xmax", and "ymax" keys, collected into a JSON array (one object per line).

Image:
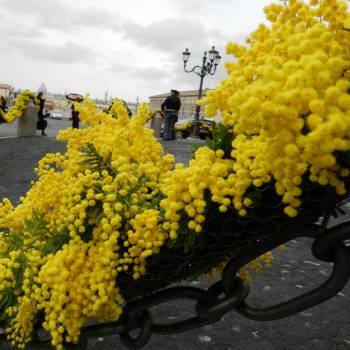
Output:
[{"xmin": 118, "ymin": 178, "xmax": 350, "ymax": 301}]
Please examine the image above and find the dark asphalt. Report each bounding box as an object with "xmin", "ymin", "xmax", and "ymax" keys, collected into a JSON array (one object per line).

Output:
[{"xmin": 0, "ymin": 126, "xmax": 349, "ymax": 350}]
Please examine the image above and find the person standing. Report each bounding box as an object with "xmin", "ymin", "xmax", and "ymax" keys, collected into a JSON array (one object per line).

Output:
[
  {"xmin": 122, "ymin": 100, "xmax": 133, "ymax": 117},
  {"xmin": 37, "ymin": 92, "xmax": 47, "ymax": 136},
  {"xmin": 0, "ymin": 96, "xmax": 7, "ymax": 112},
  {"xmin": 0, "ymin": 96, "xmax": 7, "ymax": 124},
  {"xmin": 71, "ymin": 103, "xmax": 80, "ymax": 129},
  {"xmin": 161, "ymin": 90, "xmax": 181, "ymax": 140}
]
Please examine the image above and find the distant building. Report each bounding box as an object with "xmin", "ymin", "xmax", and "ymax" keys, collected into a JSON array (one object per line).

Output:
[
  {"xmin": 127, "ymin": 101, "xmax": 138, "ymax": 115},
  {"xmin": 37, "ymin": 82, "xmax": 48, "ymax": 96},
  {"xmin": 149, "ymin": 89, "xmax": 220, "ymax": 121},
  {"xmin": 93, "ymin": 99, "xmax": 110, "ymax": 112},
  {"xmin": 93, "ymin": 98, "xmax": 139, "ymax": 115},
  {"xmin": 46, "ymin": 93, "xmax": 66, "ymax": 112},
  {"xmin": 0, "ymin": 83, "xmax": 12, "ymax": 98}
]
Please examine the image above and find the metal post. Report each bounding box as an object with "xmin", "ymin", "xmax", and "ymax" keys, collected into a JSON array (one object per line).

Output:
[
  {"xmin": 182, "ymin": 47, "xmax": 221, "ymax": 138},
  {"xmin": 193, "ymin": 59, "xmax": 205, "ymax": 137},
  {"xmin": 136, "ymin": 96, "xmax": 139, "ymax": 113}
]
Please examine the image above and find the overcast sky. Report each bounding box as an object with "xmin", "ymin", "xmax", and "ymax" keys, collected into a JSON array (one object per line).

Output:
[{"xmin": 0, "ymin": 0, "xmax": 272, "ymax": 102}]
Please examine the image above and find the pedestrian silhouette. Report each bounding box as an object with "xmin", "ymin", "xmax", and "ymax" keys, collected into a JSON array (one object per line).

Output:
[
  {"xmin": 36, "ymin": 92, "xmax": 47, "ymax": 136},
  {"xmin": 161, "ymin": 90, "xmax": 181, "ymax": 140},
  {"xmin": 71, "ymin": 103, "xmax": 80, "ymax": 129}
]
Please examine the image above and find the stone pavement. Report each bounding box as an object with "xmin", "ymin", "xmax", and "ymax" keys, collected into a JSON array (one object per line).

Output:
[
  {"xmin": 0, "ymin": 118, "xmax": 72, "ymax": 139},
  {"xmin": 0, "ymin": 120, "xmax": 349, "ymax": 350}
]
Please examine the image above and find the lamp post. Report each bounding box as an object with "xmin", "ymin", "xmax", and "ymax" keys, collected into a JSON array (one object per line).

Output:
[{"xmin": 182, "ymin": 46, "xmax": 221, "ymax": 137}]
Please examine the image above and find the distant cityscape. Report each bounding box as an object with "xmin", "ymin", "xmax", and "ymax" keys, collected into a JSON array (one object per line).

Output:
[
  {"xmin": 0, "ymin": 83, "xmax": 221, "ymax": 121},
  {"xmin": 0, "ymin": 82, "xmax": 139, "ymax": 118}
]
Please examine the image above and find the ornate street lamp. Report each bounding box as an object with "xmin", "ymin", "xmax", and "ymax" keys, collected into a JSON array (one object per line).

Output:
[{"xmin": 182, "ymin": 46, "xmax": 221, "ymax": 137}]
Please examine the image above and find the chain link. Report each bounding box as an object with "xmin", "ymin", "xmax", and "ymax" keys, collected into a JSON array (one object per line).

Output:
[
  {"xmin": 1, "ymin": 221, "xmax": 349, "ymax": 349},
  {"xmin": 236, "ymin": 222, "xmax": 350, "ymax": 321}
]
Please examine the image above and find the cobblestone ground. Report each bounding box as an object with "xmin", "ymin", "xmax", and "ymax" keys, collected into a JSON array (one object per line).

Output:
[{"xmin": 0, "ymin": 120, "xmax": 349, "ymax": 350}]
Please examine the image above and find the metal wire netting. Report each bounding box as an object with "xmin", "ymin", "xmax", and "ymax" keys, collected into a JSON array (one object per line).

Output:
[{"xmin": 118, "ymin": 178, "xmax": 350, "ymax": 301}]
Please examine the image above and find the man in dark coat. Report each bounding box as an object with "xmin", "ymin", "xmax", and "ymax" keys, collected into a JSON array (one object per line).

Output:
[
  {"xmin": 71, "ymin": 104, "xmax": 80, "ymax": 129},
  {"xmin": 0, "ymin": 96, "xmax": 7, "ymax": 112},
  {"xmin": 161, "ymin": 90, "xmax": 181, "ymax": 140},
  {"xmin": 37, "ymin": 92, "xmax": 47, "ymax": 136},
  {"xmin": 0, "ymin": 96, "xmax": 7, "ymax": 124}
]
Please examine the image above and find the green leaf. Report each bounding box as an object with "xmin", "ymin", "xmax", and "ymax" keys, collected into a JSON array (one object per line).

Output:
[
  {"xmin": 144, "ymin": 193, "xmax": 164, "ymax": 210},
  {"xmin": 41, "ymin": 231, "xmax": 70, "ymax": 256},
  {"xmin": 167, "ymin": 238, "xmax": 176, "ymax": 249},
  {"xmin": 205, "ymin": 123, "xmax": 234, "ymax": 158},
  {"xmin": 12, "ymin": 252, "xmax": 29, "ymax": 290},
  {"xmin": 79, "ymin": 143, "xmax": 115, "ymax": 176},
  {"xmin": 184, "ymin": 231, "xmax": 196, "ymax": 254},
  {"xmin": 0, "ymin": 311, "xmax": 7, "ymax": 322},
  {"xmin": 3, "ymin": 232, "xmax": 24, "ymax": 251},
  {"xmin": 0, "ymin": 288, "xmax": 17, "ymax": 328},
  {"xmin": 0, "ymin": 288, "xmax": 17, "ymax": 311},
  {"xmin": 0, "ymin": 294, "xmax": 9, "ymax": 310},
  {"xmin": 24, "ymin": 212, "xmax": 49, "ymax": 239}
]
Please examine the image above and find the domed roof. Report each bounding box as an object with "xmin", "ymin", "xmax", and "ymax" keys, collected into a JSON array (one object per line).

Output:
[{"xmin": 37, "ymin": 82, "xmax": 48, "ymax": 95}]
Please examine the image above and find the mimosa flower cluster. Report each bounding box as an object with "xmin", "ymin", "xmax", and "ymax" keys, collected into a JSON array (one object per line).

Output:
[
  {"xmin": 1, "ymin": 0, "xmax": 349, "ymax": 348},
  {"xmin": 0, "ymin": 90, "xmax": 38, "ymax": 124},
  {"xmin": 199, "ymin": 0, "xmax": 350, "ymax": 217},
  {"xmin": 0, "ymin": 99, "xmax": 174, "ymax": 349},
  {"xmin": 0, "ymin": 96, "xmax": 273, "ymax": 349}
]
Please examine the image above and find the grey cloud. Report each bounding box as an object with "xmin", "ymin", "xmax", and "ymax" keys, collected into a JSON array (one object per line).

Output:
[
  {"xmin": 74, "ymin": 9, "xmax": 116, "ymax": 29},
  {"xmin": 0, "ymin": 22, "xmax": 44, "ymax": 53},
  {"xmin": 32, "ymin": 42, "xmax": 97, "ymax": 63},
  {"xmin": 109, "ymin": 62, "xmax": 132, "ymax": 73},
  {"xmin": 130, "ymin": 67, "xmax": 168, "ymax": 81},
  {"xmin": 121, "ymin": 17, "xmax": 225, "ymax": 53},
  {"xmin": 39, "ymin": 8, "xmax": 118, "ymax": 32},
  {"xmin": 0, "ymin": 24, "xmax": 42, "ymax": 41},
  {"xmin": 0, "ymin": 0, "xmax": 68, "ymax": 29},
  {"xmin": 109, "ymin": 64, "xmax": 170, "ymax": 86},
  {"xmin": 0, "ymin": 0, "xmax": 117, "ymax": 32},
  {"xmin": 3, "ymin": 37, "xmax": 98, "ymax": 64},
  {"xmin": 171, "ymin": 0, "xmax": 233, "ymax": 17},
  {"xmin": 0, "ymin": 0, "xmax": 65, "ymax": 15}
]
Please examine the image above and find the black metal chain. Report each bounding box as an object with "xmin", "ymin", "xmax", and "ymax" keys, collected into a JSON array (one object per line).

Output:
[
  {"xmin": 1, "ymin": 221, "xmax": 349, "ymax": 350},
  {"xmin": 234, "ymin": 222, "xmax": 350, "ymax": 321}
]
